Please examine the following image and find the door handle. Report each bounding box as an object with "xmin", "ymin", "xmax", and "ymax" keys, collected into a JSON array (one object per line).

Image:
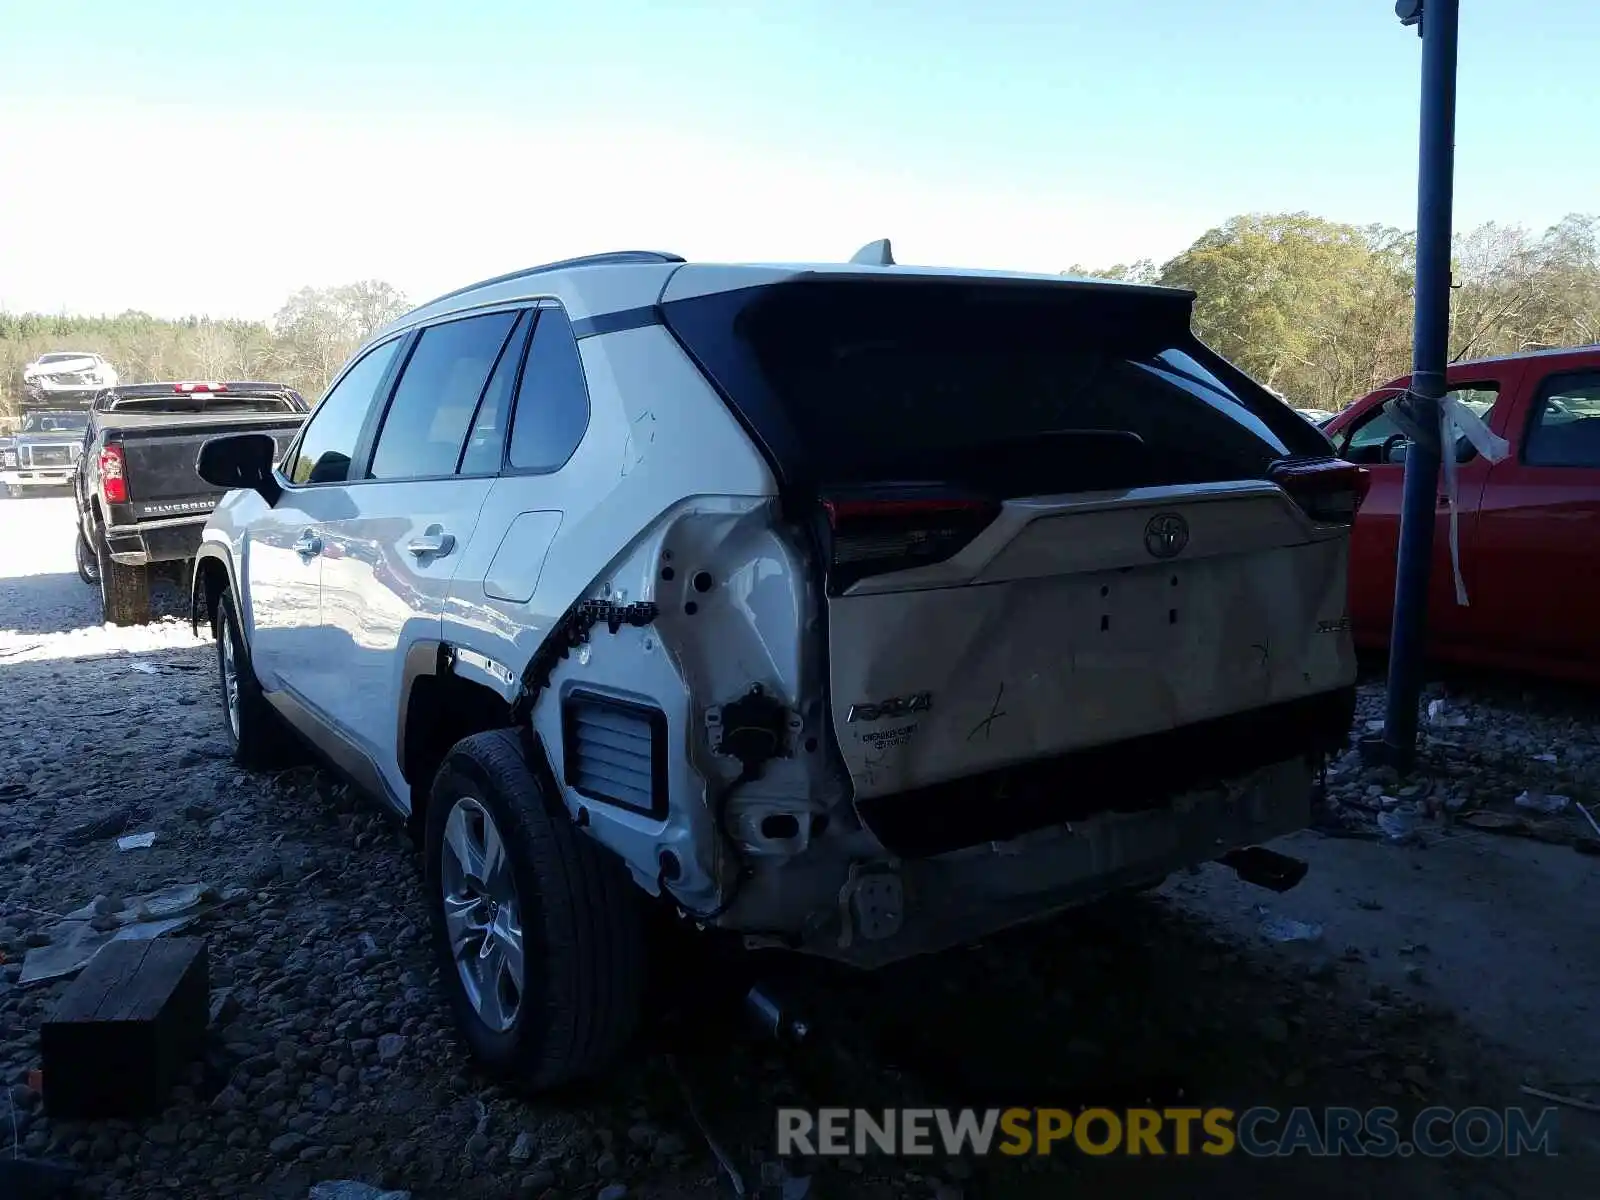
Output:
[
  {"xmin": 406, "ymin": 527, "xmax": 455, "ymax": 558},
  {"xmin": 293, "ymin": 533, "xmax": 323, "ymax": 557},
  {"xmin": 1437, "ymin": 495, "xmax": 1451, "ymax": 508}
]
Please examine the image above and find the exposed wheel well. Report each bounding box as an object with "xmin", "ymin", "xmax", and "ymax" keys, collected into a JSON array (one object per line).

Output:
[
  {"xmin": 192, "ymin": 555, "xmax": 230, "ymax": 635},
  {"xmin": 402, "ymin": 669, "xmax": 520, "ymax": 836}
]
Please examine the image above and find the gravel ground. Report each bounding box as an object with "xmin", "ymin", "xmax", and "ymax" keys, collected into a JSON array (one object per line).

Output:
[{"xmin": 2, "ymin": 495, "xmax": 1598, "ymax": 1199}]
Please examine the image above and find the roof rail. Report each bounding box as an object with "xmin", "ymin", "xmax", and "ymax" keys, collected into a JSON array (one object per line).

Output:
[{"xmin": 418, "ymin": 251, "xmax": 686, "ymax": 311}]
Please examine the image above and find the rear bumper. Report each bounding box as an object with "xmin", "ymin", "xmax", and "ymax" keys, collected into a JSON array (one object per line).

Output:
[
  {"xmin": 104, "ymin": 515, "xmax": 207, "ymax": 566},
  {"xmin": 855, "ymin": 686, "xmax": 1356, "ymax": 857},
  {"xmin": 737, "ymin": 752, "xmax": 1320, "ymax": 970},
  {"xmin": 6, "ymin": 469, "xmax": 74, "ymax": 488}
]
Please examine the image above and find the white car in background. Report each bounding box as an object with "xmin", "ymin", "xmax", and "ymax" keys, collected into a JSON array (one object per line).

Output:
[{"xmin": 22, "ymin": 352, "xmax": 118, "ymax": 402}]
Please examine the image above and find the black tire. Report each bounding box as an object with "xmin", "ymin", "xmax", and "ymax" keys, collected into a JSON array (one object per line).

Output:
[
  {"xmin": 214, "ymin": 586, "xmax": 291, "ymax": 769},
  {"xmin": 96, "ymin": 536, "xmax": 150, "ymax": 626},
  {"xmin": 425, "ymin": 729, "xmax": 646, "ymax": 1090},
  {"xmin": 76, "ymin": 529, "xmax": 100, "ymax": 585}
]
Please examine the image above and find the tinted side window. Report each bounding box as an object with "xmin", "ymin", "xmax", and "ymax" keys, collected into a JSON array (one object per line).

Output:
[
  {"xmin": 1525, "ymin": 373, "xmax": 1600, "ymax": 468},
  {"xmin": 508, "ymin": 308, "xmax": 590, "ymax": 473},
  {"xmin": 459, "ymin": 311, "xmax": 532, "ymax": 476},
  {"xmin": 369, "ymin": 311, "xmax": 519, "ymax": 481},
  {"xmin": 1339, "ymin": 404, "xmax": 1402, "ymax": 463},
  {"xmin": 290, "ymin": 339, "xmax": 403, "ymax": 485}
]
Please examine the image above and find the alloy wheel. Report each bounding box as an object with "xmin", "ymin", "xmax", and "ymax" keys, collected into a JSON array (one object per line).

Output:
[{"xmin": 439, "ymin": 795, "xmax": 525, "ymax": 1033}]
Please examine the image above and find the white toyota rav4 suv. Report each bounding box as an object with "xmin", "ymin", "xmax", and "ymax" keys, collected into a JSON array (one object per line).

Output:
[{"xmin": 191, "ymin": 245, "xmax": 1363, "ymax": 1089}]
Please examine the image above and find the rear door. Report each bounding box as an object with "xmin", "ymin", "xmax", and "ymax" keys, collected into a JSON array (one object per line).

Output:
[
  {"xmin": 1470, "ymin": 365, "xmax": 1600, "ymax": 670},
  {"xmin": 660, "ymin": 274, "xmax": 1361, "ymax": 802},
  {"xmin": 315, "ymin": 307, "xmax": 526, "ymax": 798}
]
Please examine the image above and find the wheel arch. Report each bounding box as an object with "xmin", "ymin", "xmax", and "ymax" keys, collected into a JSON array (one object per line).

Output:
[
  {"xmin": 398, "ymin": 640, "xmax": 558, "ymax": 839},
  {"xmin": 190, "ymin": 546, "xmax": 238, "ymax": 639}
]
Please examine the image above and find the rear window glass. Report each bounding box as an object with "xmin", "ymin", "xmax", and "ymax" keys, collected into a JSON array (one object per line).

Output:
[
  {"xmin": 663, "ymin": 279, "xmax": 1323, "ymax": 496},
  {"xmin": 105, "ymin": 396, "xmax": 298, "ymax": 414}
]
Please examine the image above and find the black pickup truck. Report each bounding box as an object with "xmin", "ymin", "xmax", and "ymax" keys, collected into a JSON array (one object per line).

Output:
[{"xmin": 73, "ymin": 382, "xmax": 309, "ymax": 625}]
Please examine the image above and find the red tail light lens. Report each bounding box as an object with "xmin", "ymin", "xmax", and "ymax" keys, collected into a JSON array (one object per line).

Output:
[
  {"xmin": 820, "ymin": 490, "xmax": 1000, "ymax": 591},
  {"xmin": 1269, "ymin": 458, "xmax": 1370, "ymax": 525},
  {"xmin": 174, "ymin": 382, "xmax": 227, "ymax": 393},
  {"xmin": 99, "ymin": 445, "xmax": 127, "ymax": 504}
]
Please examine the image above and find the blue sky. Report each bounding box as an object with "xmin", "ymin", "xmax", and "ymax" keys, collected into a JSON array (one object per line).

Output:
[{"xmin": 1, "ymin": 0, "xmax": 1595, "ymax": 318}]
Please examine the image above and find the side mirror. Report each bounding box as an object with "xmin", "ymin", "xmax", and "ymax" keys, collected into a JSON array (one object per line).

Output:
[{"xmin": 196, "ymin": 433, "xmax": 282, "ymax": 507}]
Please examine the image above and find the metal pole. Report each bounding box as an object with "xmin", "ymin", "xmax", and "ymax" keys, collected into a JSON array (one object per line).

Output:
[{"xmin": 1379, "ymin": 0, "xmax": 1460, "ymax": 771}]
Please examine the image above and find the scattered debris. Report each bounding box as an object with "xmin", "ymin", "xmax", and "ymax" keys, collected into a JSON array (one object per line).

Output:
[
  {"xmin": 62, "ymin": 805, "xmax": 143, "ymax": 846},
  {"xmin": 759, "ymin": 1161, "xmax": 814, "ymax": 1199},
  {"xmin": 18, "ymin": 883, "xmax": 214, "ymax": 985},
  {"xmin": 1377, "ymin": 804, "xmax": 1424, "ymax": 843},
  {"xmin": 1258, "ymin": 917, "xmax": 1323, "ymax": 944},
  {"xmin": 308, "ymin": 1184, "xmax": 413, "ymax": 1200},
  {"xmin": 1519, "ymin": 1084, "xmax": 1600, "ymax": 1115},
  {"xmin": 115, "ymin": 831, "xmax": 157, "ymax": 851},
  {"xmin": 41, "ymin": 938, "xmax": 210, "ymax": 1119},
  {"xmin": 667, "ymin": 1053, "xmax": 747, "ymax": 1197},
  {"xmin": 508, "ymin": 1131, "xmax": 534, "ymax": 1165},
  {"xmin": 1514, "ymin": 790, "xmax": 1571, "ymax": 814},
  {"xmin": 1459, "ymin": 811, "xmax": 1529, "ymax": 835},
  {"xmin": 1426, "ymin": 699, "xmax": 1470, "ymax": 728}
]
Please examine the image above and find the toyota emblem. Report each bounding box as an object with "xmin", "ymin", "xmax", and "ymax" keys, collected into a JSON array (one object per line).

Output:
[{"xmin": 1143, "ymin": 512, "xmax": 1189, "ymax": 559}]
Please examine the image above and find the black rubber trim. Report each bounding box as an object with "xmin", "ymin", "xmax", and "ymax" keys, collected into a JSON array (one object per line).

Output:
[
  {"xmin": 855, "ymin": 686, "xmax": 1358, "ymax": 858},
  {"xmin": 570, "ymin": 305, "xmax": 662, "ymax": 340}
]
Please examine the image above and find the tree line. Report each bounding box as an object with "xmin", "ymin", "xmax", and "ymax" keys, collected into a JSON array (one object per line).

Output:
[
  {"xmin": 0, "ymin": 281, "xmax": 410, "ymax": 421},
  {"xmin": 5, "ymin": 211, "xmax": 1599, "ymax": 421},
  {"xmin": 1071, "ymin": 211, "xmax": 1600, "ymax": 412}
]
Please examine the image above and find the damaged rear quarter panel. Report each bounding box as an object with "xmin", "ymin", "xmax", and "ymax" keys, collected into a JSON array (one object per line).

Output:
[{"xmin": 440, "ymin": 325, "xmax": 828, "ymax": 904}]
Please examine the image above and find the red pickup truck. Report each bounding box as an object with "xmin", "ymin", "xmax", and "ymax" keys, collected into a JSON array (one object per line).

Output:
[{"xmin": 1324, "ymin": 345, "xmax": 1600, "ymax": 685}]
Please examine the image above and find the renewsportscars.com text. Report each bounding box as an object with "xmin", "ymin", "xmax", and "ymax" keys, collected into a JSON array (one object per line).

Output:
[{"xmin": 777, "ymin": 1105, "xmax": 1559, "ymax": 1158}]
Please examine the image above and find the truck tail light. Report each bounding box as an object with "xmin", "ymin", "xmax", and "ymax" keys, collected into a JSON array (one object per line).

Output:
[
  {"xmin": 1269, "ymin": 458, "xmax": 1370, "ymax": 526},
  {"xmin": 175, "ymin": 382, "xmax": 228, "ymax": 393},
  {"xmin": 820, "ymin": 487, "xmax": 1000, "ymax": 591},
  {"xmin": 100, "ymin": 445, "xmax": 127, "ymax": 504}
]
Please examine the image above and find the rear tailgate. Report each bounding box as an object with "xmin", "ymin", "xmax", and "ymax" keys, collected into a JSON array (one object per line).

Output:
[
  {"xmin": 116, "ymin": 412, "xmax": 303, "ymax": 519},
  {"xmin": 823, "ymin": 481, "xmax": 1354, "ymax": 799},
  {"xmin": 661, "ymin": 271, "xmax": 1361, "ymax": 803}
]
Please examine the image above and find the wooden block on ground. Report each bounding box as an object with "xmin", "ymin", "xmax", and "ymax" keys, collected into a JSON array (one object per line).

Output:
[{"xmin": 40, "ymin": 937, "xmax": 209, "ymax": 1119}]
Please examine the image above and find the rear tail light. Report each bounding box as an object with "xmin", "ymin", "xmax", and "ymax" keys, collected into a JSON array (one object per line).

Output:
[
  {"xmin": 99, "ymin": 445, "xmax": 127, "ymax": 504},
  {"xmin": 175, "ymin": 382, "xmax": 227, "ymax": 393},
  {"xmin": 1270, "ymin": 458, "xmax": 1370, "ymax": 525},
  {"xmin": 819, "ymin": 489, "xmax": 1000, "ymax": 591}
]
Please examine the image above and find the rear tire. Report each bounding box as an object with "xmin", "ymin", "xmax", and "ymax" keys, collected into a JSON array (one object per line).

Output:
[
  {"xmin": 96, "ymin": 536, "xmax": 149, "ymax": 625},
  {"xmin": 425, "ymin": 729, "xmax": 646, "ymax": 1091},
  {"xmin": 214, "ymin": 586, "xmax": 291, "ymax": 768}
]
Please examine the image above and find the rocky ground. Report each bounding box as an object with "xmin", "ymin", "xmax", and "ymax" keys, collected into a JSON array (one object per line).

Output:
[{"xmin": 2, "ymin": 494, "xmax": 1598, "ymax": 1199}]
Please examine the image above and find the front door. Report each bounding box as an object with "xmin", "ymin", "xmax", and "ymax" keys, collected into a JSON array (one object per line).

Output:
[
  {"xmin": 1334, "ymin": 380, "xmax": 1505, "ymax": 654},
  {"xmin": 252, "ymin": 335, "xmax": 407, "ymax": 710}
]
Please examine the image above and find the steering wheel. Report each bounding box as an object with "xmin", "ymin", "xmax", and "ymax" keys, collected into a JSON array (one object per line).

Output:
[{"xmin": 1380, "ymin": 432, "xmax": 1409, "ymax": 463}]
